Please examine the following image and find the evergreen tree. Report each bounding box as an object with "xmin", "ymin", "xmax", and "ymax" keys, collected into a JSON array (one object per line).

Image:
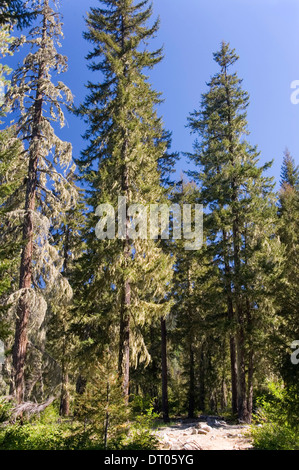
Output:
[
  {"xmin": 276, "ymin": 149, "xmax": 299, "ymax": 392},
  {"xmin": 0, "ymin": 0, "xmax": 36, "ymax": 29},
  {"xmin": 169, "ymin": 181, "xmax": 200, "ymax": 418},
  {"xmin": 0, "ymin": 25, "xmax": 24, "ymax": 389},
  {"xmin": 0, "ymin": 126, "xmax": 25, "ymax": 342},
  {"xmin": 187, "ymin": 42, "xmax": 282, "ymax": 423},
  {"xmin": 280, "ymin": 148, "xmax": 299, "ymax": 190},
  {"xmin": 76, "ymin": 0, "xmax": 174, "ymax": 402},
  {"xmin": 0, "ymin": 23, "xmax": 14, "ymax": 107},
  {"xmin": 46, "ymin": 185, "xmax": 85, "ymax": 415},
  {"xmin": 4, "ymin": 0, "xmax": 76, "ymax": 403},
  {"xmin": 169, "ymin": 180, "xmax": 228, "ymax": 417}
]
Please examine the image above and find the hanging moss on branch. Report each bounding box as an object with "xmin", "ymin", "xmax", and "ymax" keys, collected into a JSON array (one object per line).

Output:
[{"xmin": 2, "ymin": 0, "xmax": 77, "ymax": 404}]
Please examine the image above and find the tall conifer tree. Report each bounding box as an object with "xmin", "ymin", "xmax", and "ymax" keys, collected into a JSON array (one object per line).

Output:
[
  {"xmin": 0, "ymin": 0, "xmax": 36, "ymax": 29},
  {"xmin": 0, "ymin": 127, "xmax": 25, "ymax": 339},
  {"xmin": 4, "ymin": 0, "xmax": 76, "ymax": 403},
  {"xmin": 76, "ymin": 0, "xmax": 174, "ymax": 401},
  {"xmin": 187, "ymin": 42, "xmax": 282, "ymax": 423}
]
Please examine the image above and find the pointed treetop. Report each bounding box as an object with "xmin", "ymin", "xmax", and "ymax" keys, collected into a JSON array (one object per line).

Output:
[
  {"xmin": 0, "ymin": 0, "xmax": 37, "ymax": 29},
  {"xmin": 280, "ymin": 148, "xmax": 299, "ymax": 190},
  {"xmin": 213, "ymin": 41, "xmax": 239, "ymax": 71}
]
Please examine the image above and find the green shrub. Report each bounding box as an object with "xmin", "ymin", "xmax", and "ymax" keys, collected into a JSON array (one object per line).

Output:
[
  {"xmin": 29, "ymin": 403, "xmax": 60, "ymax": 425},
  {"xmin": 0, "ymin": 415, "xmax": 160, "ymax": 450},
  {"xmin": 0, "ymin": 398, "xmax": 12, "ymax": 423},
  {"xmin": 0, "ymin": 392, "xmax": 160, "ymax": 450},
  {"xmin": 130, "ymin": 394, "xmax": 156, "ymax": 414},
  {"xmin": 251, "ymin": 422, "xmax": 298, "ymax": 450},
  {"xmin": 250, "ymin": 381, "xmax": 299, "ymax": 450}
]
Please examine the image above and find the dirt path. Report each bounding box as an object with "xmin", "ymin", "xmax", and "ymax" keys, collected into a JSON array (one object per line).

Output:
[{"xmin": 155, "ymin": 417, "xmax": 253, "ymax": 451}]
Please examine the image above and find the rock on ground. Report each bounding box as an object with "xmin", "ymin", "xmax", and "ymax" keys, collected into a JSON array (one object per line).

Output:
[{"xmin": 155, "ymin": 417, "xmax": 253, "ymax": 451}]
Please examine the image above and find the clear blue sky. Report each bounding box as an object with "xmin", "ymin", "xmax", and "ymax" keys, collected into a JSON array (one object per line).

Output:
[{"xmin": 7, "ymin": 0, "xmax": 299, "ymax": 187}]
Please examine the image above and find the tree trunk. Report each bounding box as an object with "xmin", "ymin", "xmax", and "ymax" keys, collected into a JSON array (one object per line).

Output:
[
  {"xmin": 161, "ymin": 317, "xmax": 169, "ymax": 422},
  {"xmin": 118, "ymin": 129, "xmax": 131, "ymax": 403},
  {"xmin": 236, "ymin": 323, "xmax": 249, "ymax": 422},
  {"xmin": 122, "ymin": 280, "xmax": 130, "ymax": 403},
  {"xmin": 60, "ymin": 370, "xmax": 70, "ymax": 417},
  {"xmin": 12, "ymin": 6, "xmax": 47, "ymax": 404},
  {"xmin": 221, "ymin": 340, "xmax": 228, "ymax": 410},
  {"xmin": 104, "ymin": 381, "xmax": 110, "ymax": 450},
  {"xmin": 59, "ymin": 226, "xmax": 71, "ymax": 417},
  {"xmin": 198, "ymin": 347, "xmax": 205, "ymax": 412},
  {"xmin": 224, "ymin": 67, "xmax": 250, "ymax": 423},
  {"xmin": 13, "ymin": 142, "xmax": 39, "ymax": 403},
  {"xmin": 76, "ymin": 374, "xmax": 87, "ymax": 395},
  {"xmin": 247, "ymin": 348, "xmax": 254, "ymax": 423},
  {"xmin": 12, "ymin": 89, "xmax": 41, "ymax": 405},
  {"xmin": 118, "ymin": 14, "xmax": 131, "ymax": 400},
  {"xmin": 222, "ymin": 229, "xmax": 238, "ymax": 415},
  {"xmin": 246, "ymin": 297, "xmax": 254, "ymax": 423},
  {"xmin": 60, "ymin": 333, "xmax": 70, "ymax": 417},
  {"xmin": 149, "ymin": 326, "xmax": 159, "ymax": 402},
  {"xmin": 233, "ymin": 214, "xmax": 250, "ymax": 423}
]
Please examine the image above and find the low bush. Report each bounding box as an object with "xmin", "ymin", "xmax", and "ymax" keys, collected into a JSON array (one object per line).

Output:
[
  {"xmin": 0, "ymin": 398, "xmax": 12, "ymax": 423},
  {"xmin": 0, "ymin": 400, "xmax": 160, "ymax": 450},
  {"xmin": 250, "ymin": 422, "xmax": 298, "ymax": 450},
  {"xmin": 0, "ymin": 423, "xmax": 66, "ymax": 450}
]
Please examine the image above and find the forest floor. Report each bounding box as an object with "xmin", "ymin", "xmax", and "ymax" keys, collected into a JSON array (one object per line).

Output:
[{"xmin": 155, "ymin": 416, "xmax": 254, "ymax": 451}]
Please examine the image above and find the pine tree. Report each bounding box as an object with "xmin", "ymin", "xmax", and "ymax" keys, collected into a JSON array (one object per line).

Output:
[
  {"xmin": 76, "ymin": 0, "xmax": 174, "ymax": 402},
  {"xmin": 0, "ymin": 25, "xmax": 24, "ymax": 389},
  {"xmin": 4, "ymin": 0, "xmax": 76, "ymax": 403},
  {"xmin": 46, "ymin": 185, "xmax": 85, "ymax": 416},
  {"xmin": 187, "ymin": 42, "xmax": 282, "ymax": 423},
  {"xmin": 168, "ymin": 180, "xmax": 226, "ymax": 417},
  {"xmin": 160, "ymin": 314, "xmax": 169, "ymax": 421},
  {"xmin": 280, "ymin": 148, "xmax": 299, "ymax": 190},
  {"xmin": 75, "ymin": 353, "xmax": 129, "ymax": 449},
  {"xmin": 169, "ymin": 181, "xmax": 200, "ymax": 418},
  {"xmin": 0, "ymin": 0, "xmax": 36, "ymax": 29}
]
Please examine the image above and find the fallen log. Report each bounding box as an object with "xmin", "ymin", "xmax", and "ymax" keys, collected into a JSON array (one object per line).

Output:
[{"xmin": 11, "ymin": 396, "xmax": 55, "ymax": 419}]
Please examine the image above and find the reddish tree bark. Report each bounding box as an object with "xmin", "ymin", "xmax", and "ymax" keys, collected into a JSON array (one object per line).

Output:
[
  {"xmin": 161, "ymin": 317, "xmax": 169, "ymax": 422},
  {"xmin": 12, "ymin": 9, "xmax": 46, "ymax": 404}
]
